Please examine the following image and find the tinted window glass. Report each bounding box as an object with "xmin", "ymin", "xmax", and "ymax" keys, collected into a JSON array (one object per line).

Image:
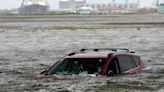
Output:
[
  {"xmin": 117, "ymin": 55, "xmax": 133, "ymax": 73},
  {"xmin": 47, "ymin": 58, "xmax": 105, "ymax": 75},
  {"xmin": 132, "ymin": 56, "xmax": 140, "ymax": 66}
]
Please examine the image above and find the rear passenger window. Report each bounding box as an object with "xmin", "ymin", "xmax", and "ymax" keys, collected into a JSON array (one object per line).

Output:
[
  {"xmin": 117, "ymin": 55, "xmax": 134, "ymax": 73},
  {"xmin": 132, "ymin": 56, "xmax": 140, "ymax": 66}
]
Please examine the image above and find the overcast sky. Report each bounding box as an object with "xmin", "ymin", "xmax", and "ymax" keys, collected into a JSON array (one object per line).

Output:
[{"xmin": 0, "ymin": 0, "xmax": 164, "ymax": 10}]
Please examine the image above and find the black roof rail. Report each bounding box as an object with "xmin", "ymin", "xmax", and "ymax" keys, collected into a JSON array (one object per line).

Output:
[
  {"xmin": 68, "ymin": 52, "xmax": 76, "ymax": 56},
  {"xmin": 130, "ymin": 51, "xmax": 135, "ymax": 53},
  {"xmin": 80, "ymin": 48, "xmax": 130, "ymax": 52}
]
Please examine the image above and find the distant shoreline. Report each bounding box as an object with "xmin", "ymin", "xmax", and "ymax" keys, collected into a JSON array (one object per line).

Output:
[{"xmin": 1, "ymin": 14, "xmax": 164, "ymax": 30}]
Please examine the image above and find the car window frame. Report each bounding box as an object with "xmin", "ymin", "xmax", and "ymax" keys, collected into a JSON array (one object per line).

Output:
[{"xmin": 105, "ymin": 57, "xmax": 120, "ymax": 75}]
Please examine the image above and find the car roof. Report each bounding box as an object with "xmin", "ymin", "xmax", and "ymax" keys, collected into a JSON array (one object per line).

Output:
[
  {"xmin": 66, "ymin": 48, "xmax": 136, "ymax": 58},
  {"xmin": 66, "ymin": 52, "xmax": 110, "ymax": 58}
]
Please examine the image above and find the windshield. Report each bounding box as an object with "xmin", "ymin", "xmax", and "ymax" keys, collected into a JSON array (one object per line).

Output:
[{"xmin": 47, "ymin": 58, "xmax": 105, "ymax": 76}]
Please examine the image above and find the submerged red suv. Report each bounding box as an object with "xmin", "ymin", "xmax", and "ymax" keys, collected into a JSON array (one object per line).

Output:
[{"xmin": 41, "ymin": 48, "xmax": 145, "ymax": 77}]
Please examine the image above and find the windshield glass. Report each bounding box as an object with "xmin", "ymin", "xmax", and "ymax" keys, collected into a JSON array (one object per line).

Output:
[{"xmin": 47, "ymin": 58, "xmax": 105, "ymax": 76}]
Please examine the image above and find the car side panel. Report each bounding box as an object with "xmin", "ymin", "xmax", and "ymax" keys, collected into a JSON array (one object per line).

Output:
[{"xmin": 106, "ymin": 54, "xmax": 145, "ymax": 75}]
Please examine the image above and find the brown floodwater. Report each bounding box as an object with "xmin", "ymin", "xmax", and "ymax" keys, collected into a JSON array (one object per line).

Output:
[{"xmin": 0, "ymin": 28, "xmax": 164, "ymax": 92}]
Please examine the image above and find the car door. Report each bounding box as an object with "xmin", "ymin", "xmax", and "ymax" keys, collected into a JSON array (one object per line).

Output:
[{"xmin": 116, "ymin": 55, "xmax": 136, "ymax": 74}]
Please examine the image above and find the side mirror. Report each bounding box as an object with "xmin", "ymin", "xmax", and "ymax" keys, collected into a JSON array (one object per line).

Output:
[
  {"xmin": 107, "ymin": 70, "xmax": 114, "ymax": 76},
  {"xmin": 40, "ymin": 70, "xmax": 47, "ymax": 75}
]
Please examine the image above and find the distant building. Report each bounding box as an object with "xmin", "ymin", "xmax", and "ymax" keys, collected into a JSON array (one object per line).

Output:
[
  {"xmin": 9, "ymin": 9, "xmax": 20, "ymax": 15},
  {"xmin": 137, "ymin": 0, "xmax": 157, "ymax": 13},
  {"xmin": 159, "ymin": 3, "xmax": 164, "ymax": 13},
  {"xmin": 59, "ymin": 0, "xmax": 86, "ymax": 10},
  {"xmin": 79, "ymin": 6, "xmax": 93, "ymax": 15},
  {"xmin": 84, "ymin": 3, "xmax": 128, "ymax": 14},
  {"xmin": 138, "ymin": 0, "xmax": 157, "ymax": 9},
  {"xmin": 20, "ymin": 0, "xmax": 48, "ymax": 14},
  {"xmin": 97, "ymin": 5, "xmax": 126, "ymax": 14},
  {"xmin": 129, "ymin": 3, "xmax": 138, "ymax": 11}
]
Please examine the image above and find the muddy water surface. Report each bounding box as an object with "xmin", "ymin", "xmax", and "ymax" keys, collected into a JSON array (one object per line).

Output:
[{"xmin": 0, "ymin": 29, "xmax": 164, "ymax": 92}]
